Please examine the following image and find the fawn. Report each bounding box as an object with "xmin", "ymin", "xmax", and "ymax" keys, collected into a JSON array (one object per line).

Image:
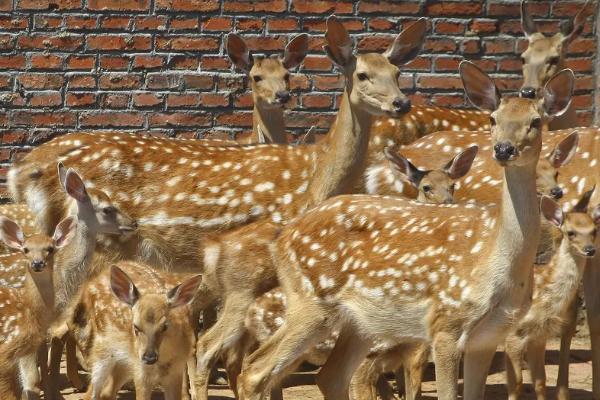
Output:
[
  {"xmin": 69, "ymin": 263, "xmax": 201, "ymax": 400},
  {"xmin": 237, "ymin": 62, "xmax": 575, "ymax": 400},
  {"xmin": 0, "ymin": 204, "xmax": 38, "ymax": 254}
]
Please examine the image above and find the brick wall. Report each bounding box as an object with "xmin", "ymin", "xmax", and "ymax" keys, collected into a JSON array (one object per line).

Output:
[{"xmin": 0, "ymin": 0, "xmax": 597, "ymax": 197}]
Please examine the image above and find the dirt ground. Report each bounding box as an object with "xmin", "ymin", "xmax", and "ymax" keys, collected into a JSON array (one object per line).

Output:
[{"xmin": 56, "ymin": 337, "xmax": 593, "ymax": 399}]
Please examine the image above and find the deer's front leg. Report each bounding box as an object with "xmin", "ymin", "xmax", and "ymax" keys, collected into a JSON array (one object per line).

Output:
[
  {"xmin": 584, "ymin": 261, "xmax": 600, "ymax": 399},
  {"xmin": 18, "ymin": 353, "xmax": 40, "ymax": 400}
]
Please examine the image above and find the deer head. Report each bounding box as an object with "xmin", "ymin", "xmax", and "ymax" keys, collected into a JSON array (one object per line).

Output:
[
  {"xmin": 227, "ymin": 33, "xmax": 308, "ymax": 109},
  {"xmin": 324, "ymin": 16, "xmax": 426, "ymax": 117},
  {"xmin": 541, "ymin": 188, "xmax": 597, "ymax": 257},
  {"xmin": 520, "ymin": 0, "xmax": 590, "ymax": 98},
  {"xmin": 58, "ymin": 163, "xmax": 137, "ymax": 236},
  {"xmin": 536, "ymin": 132, "xmax": 579, "ymax": 199},
  {"xmin": 460, "ymin": 61, "xmax": 574, "ymax": 167},
  {"xmin": 110, "ymin": 265, "xmax": 202, "ymax": 365},
  {"xmin": 383, "ymin": 145, "xmax": 478, "ymax": 204},
  {"xmin": 0, "ymin": 216, "xmax": 75, "ymax": 273}
]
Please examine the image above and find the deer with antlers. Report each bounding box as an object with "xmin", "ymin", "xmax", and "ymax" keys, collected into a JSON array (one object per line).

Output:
[{"xmin": 236, "ymin": 62, "xmax": 574, "ymax": 400}]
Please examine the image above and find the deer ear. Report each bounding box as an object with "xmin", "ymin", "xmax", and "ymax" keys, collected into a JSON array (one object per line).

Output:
[
  {"xmin": 57, "ymin": 162, "xmax": 68, "ymax": 191},
  {"xmin": 547, "ymin": 132, "xmax": 579, "ymax": 168},
  {"xmin": 560, "ymin": 0, "xmax": 590, "ymax": 42},
  {"xmin": 0, "ymin": 217, "xmax": 24, "ymax": 251},
  {"xmin": 460, "ymin": 61, "xmax": 501, "ymax": 112},
  {"xmin": 227, "ymin": 33, "xmax": 253, "ymax": 72},
  {"xmin": 167, "ymin": 274, "xmax": 202, "ymax": 308},
  {"xmin": 324, "ymin": 15, "xmax": 355, "ymax": 68},
  {"xmin": 444, "ymin": 146, "xmax": 478, "ymax": 180},
  {"xmin": 256, "ymin": 125, "xmax": 269, "ymax": 144},
  {"xmin": 520, "ymin": 0, "xmax": 538, "ymax": 38},
  {"xmin": 384, "ymin": 18, "xmax": 427, "ymax": 67},
  {"xmin": 282, "ymin": 33, "xmax": 308, "ymax": 69},
  {"xmin": 540, "ymin": 196, "xmax": 564, "ymax": 227},
  {"xmin": 573, "ymin": 185, "xmax": 595, "ymax": 213},
  {"xmin": 110, "ymin": 265, "xmax": 140, "ymax": 307},
  {"xmin": 53, "ymin": 216, "xmax": 76, "ymax": 249},
  {"xmin": 384, "ymin": 147, "xmax": 426, "ymax": 188},
  {"xmin": 543, "ymin": 69, "xmax": 574, "ymax": 117},
  {"xmin": 64, "ymin": 169, "xmax": 89, "ymax": 203}
]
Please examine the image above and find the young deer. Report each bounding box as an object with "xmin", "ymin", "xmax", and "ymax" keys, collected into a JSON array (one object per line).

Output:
[
  {"xmin": 237, "ymin": 62, "xmax": 575, "ymax": 400},
  {"xmin": 69, "ymin": 264, "xmax": 201, "ymax": 400},
  {"xmin": 505, "ymin": 191, "xmax": 597, "ymax": 400},
  {"xmin": 9, "ymin": 17, "xmax": 425, "ymax": 274},
  {"xmin": 520, "ymin": 0, "xmax": 590, "ymax": 130},
  {"xmin": 0, "ymin": 216, "xmax": 75, "ymax": 400},
  {"xmin": 227, "ymin": 33, "xmax": 308, "ymax": 144},
  {"xmin": 0, "ymin": 204, "xmax": 38, "ymax": 254},
  {"xmin": 364, "ymin": 145, "xmax": 478, "ymax": 202}
]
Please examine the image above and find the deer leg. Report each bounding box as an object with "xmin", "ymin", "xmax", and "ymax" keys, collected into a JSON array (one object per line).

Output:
[
  {"xmin": 315, "ymin": 325, "xmax": 372, "ymax": 400},
  {"xmin": 36, "ymin": 343, "xmax": 49, "ymax": 399},
  {"xmin": 527, "ymin": 338, "xmax": 548, "ymax": 400},
  {"xmin": 164, "ymin": 372, "xmax": 184, "ymax": 400},
  {"xmin": 463, "ymin": 345, "xmax": 496, "ymax": 400},
  {"xmin": 65, "ymin": 333, "xmax": 85, "ymax": 391},
  {"xmin": 18, "ymin": 353, "xmax": 40, "ymax": 400},
  {"xmin": 431, "ymin": 332, "xmax": 460, "ymax": 400},
  {"xmin": 350, "ymin": 357, "xmax": 378, "ymax": 400},
  {"xmin": 557, "ymin": 296, "xmax": 578, "ymax": 400},
  {"xmin": 404, "ymin": 343, "xmax": 429, "ymax": 400},
  {"xmin": 505, "ymin": 333, "xmax": 526, "ymax": 400},
  {"xmin": 238, "ymin": 298, "xmax": 333, "ymax": 400},
  {"xmin": 223, "ymin": 331, "xmax": 250, "ymax": 398},
  {"xmin": 583, "ymin": 262, "xmax": 600, "ymax": 399},
  {"xmin": 47, "ymin": 335, "xmax": 65, "ymax": 398}
]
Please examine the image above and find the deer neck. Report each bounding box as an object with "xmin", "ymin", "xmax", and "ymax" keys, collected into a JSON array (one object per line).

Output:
[
  {"xmin": 252, "ymin": 105, "xmax": 287, "ymax": 144},
  {"xmin": 306, "ymin": 88, "xmax": 372, "ymax": 206},
  {"xmin": 26, "ymin": 269, "xmax": 55, "ymax": 320},
  {"xmin": 547, "ymin": 238, "xmax": 586, "ymax": 299}
]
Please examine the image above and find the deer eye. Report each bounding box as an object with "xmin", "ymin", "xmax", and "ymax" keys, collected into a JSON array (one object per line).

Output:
[
  {"xmin": 47, "ymin": 247, "xmax": 54, "ymax": 254},
  {"xmin": 23, "ymin": 247, "xmax": 29, "ymax": 254},
  {"xmin": 489, "ymin": 117, "xmax": 496, "ymax": 126},
  {"xmin": 530, "ymin": 118, "xmax": 542, "ymax": 130},
  {"xmin": 357, "ymin": 72, "xmax": 368, "ymax": 81},
  {"xmin": 548, "ymin": 57, "xmax": 559, "ymax": 65},
  {"xmin": 422, "ymin": 185, "xmax": 432, "ymax": 193},
  {"xmin": 102, "ymin": 206, "xmax": 116, "ymax": 215},
  {"xmin": 253, "ymin": 75, "xmax": 262, "ymax": 83},
  {"xmin": 567, "ymin": 231, "xmax": 576, "ymax": 239}
]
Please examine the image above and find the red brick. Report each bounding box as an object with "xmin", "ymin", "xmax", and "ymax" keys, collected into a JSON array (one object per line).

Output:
[
  {"xmin": 565, "ymin": 58, "xmax": 593, "ymax": 72},
  {"xmin": 434, "ymin": 57, "xmax": 461, "ymax": 72},
  {"xmin": 305, "ymin": 19, "xmax": 364, "ymax": 32},
  {"xmin": 182, "ymin": 75, "xmax": 214, "ymax": 90},
  {"xmin": 495, "ymin": 77, "xmax": 521, "ymax": 91},
  {"xmin": 469, "ymin": 19, "xmax": 497, "ymax": 35},
  {"xmin": 461, "ymin": 39, "xmax": 481, "ymax": 54},
  {"xmin": 12, "ymin": 111, "xmax": 76, "ymax": 127},
  {"xmin": 81, "ymin": 112, "xmax": 144, "ymax": 127},
  {"xmin": 484, "ymin": 39, "xmax": 515, "ymax": 54},
  {"xmin": 168, "ymin": 56, "xmax": 199, "ymax": 70},
  {"xmin": 1, "ymin": 130, "xmax": 28, "ymax": 145},
  {"xmin": 267, "ymin": 18, "xmax": 298, "ymax": 31},
  {"xmin": 0, "ymin": 0, "xmax": 11, "ymax": 11},
  {"xmin": 426, "ymin": 2, "xmax": 482, "ymax": 16},
  {"xmin": 303, "ymin": 94, "xmax": 332, "ymax": 109},
  {"xmin": 167, "ymin": 94, "xmax": 200, "ymax": 108},
  {"xmin": 292, "ymin": 0, "xmax": 353, "ymax": 14},
  {"xmin": 202, "ymin": 17, "xmax": 232, "ymax": 31},
  {"xmin": 30, "ymin": 54, "xmax": 63, "ymax": 69},
  {"xmin": 233, "ymin": 93, "xmax": 253, "ymax": 108},
  {"xmin": 200, "ymin": 93, "xmax": 229, "ymax": 107},
  {"xmin": 34, "ymin": 15, "xmax": 62, "ymax": 30},
  {"xmin": 432, "ymin": 94, "xmax": 465, "ymax": 107},
  {"xmin": 0, "ymin": 55, "xmax": 26, "ymax": 69},
  {"xmin": 368, "ymin": 18, "xmax": 396, "ymax": 31},
  {"xmin": 29, "ymin": 92, "xmax": 62, "ymax": 107},
  {"xmin": 552, "ymin": 2, "xmax": 590, "ymax": 17},
  {"xmin": 499, "ymin": 20, "xmax": 522, "ymax": 35},
  {"xmin": 290, "ymin": 74, "xmax": 310, "ymax": 90},
  {"xmin": 146, "ymin": 74, "xmax": 181, "ymax": 90},
  {"xmin": 66, "ymin": 55, "xmax": 95, "ymax": 70},
  {"xmin": 155, "ymin": 0, "xmax": 218, "ymax": 12},
  {"xmin": 156, "ymin": 36, "xmax": 219, "ymax": 51},
  {"xmin": 471, "ymin": 59, "xmax": 497, "ymax": 72},
  {"xmin": 571, "ymin": 94, "xmax": 593, "ymax": 108},
  {"xmin": 201, "ymin": 56, "xmax": 230, "ymax": 71},
  {"xmin": 358, "ymin": 36, "xmax": 394, "ymax": 52},
  {"xmin": 18, "ymin": 34, "xmax": 84, "ymax": 50},
  {"xmin": 68, "ymin": 75, "xmax": 96, "ymax": 89},
  {"xmin": 223, "ymin": 0, "xmax": 286, "ymax": 13},
  {"xmin": 435, "ymin": 21, "xmax": 465, "ymax": 35},
  {"xmin": 100, "ymin": 16, "xmax": 132, "ymax": 30},
  {"xmin": 424, "ymin": 38, "xmax": 458, "ymax": 53},
  {"xmin": 416, "ymin": 75, "xmax": 463, "ymax": 90},
  {"xmin": 170, "ymin": 17, "xmax": 199, "ymax": 30},
  {"xmin": 16, "ymin": 0, "xmax": 81, "ymax": 10},
  {"xmin": 133, "ymin": 93, "xmax": 163, "ymax": 108},
  {"xmin": 0, "ymin": 16, "xmax": 28, "ymax": 30},
  {"xmin": 18, "ymin": 73, "xmax": 63, "ymax": 89},
  {"xmin": 149, "ymin": 112, "xmax": 211, "ymax": 127},
  {"xmin": 87, "ymin": 35, "xmax": 151, "ymax": 51},
  {"xmin": 489, "ymin": 2, "xmax": 549, "ymax": 16},
  {"xmin": 64, "ymin": 16, "xmax": 96, "ymax": 30},
  {"xmin": 135, "ymin": 16, "xmax": 167, "ymax": 30},
  {"xmin": 100, "ymin": 56, "xmax": 130, "ymax": 70},
  {"xmin": 569, "ymin": 38, "xmax": 596, "ymax": 55},
  {"xmin": 0, "ymin": 75, "xmax": 12, "ymax": 89},
  {"xmin": 498, "ymin": 58, "xmax": 522, "ymax": 72},
  {"xmin": 66, "ymin": 92, "xmax": 96, "ymax": 107},
  {"xmin": 359, "ymin": 1, "xmax": 421, "ymax": 14},
  {"xmin": 99, "ymin": 74, "xmax": 142, "ymax": 90},
  {"xmin": 313, "ymin": 75, "xmax": 344, "ymax": 91},
  {"xmin": 133, "ymin": 55, "xmax": 165, "ymax": 70},
  {"xmin": 99, "ymin": 93, "xmax": 129, "ymax": 108},
  {"xmin": 88, "ymin": 0, "xmax": 149, "ymax": 11},
  {"xmin": 302, "ymin": 55, "xmax": 332, "ymax": 71},
  {"xmin": 216, "ymin": 76, "xmax": 244, "ymax": 91},
  {"xmin": 0, "ymin": 35, "xmax": 15, "ymax": 51},
  {"xmin": 215, "ymin": 112, "xmax": 252, "ymax": 127},
  {"xmin": 235, "ymin": 18, "xmax": 264, "ymax": 32}
]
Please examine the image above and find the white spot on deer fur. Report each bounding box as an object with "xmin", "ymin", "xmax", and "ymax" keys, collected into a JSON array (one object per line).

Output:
[
  {"xmin": 471, "ymin": 241, "xmax": 483, "ymax": 254},
  {"xmin": 242, "ymin": 192, "xmax": 254, "ymax": 204},
  {"xmin": 255, "ymin": 182, "xmax": 275, "ymax": 192},
  {"xmin": 282, "ymin": 193, "xmax": 293, "ymax": 204},
  {"xmin": 166, "ymin": 176, "xmax": 182, "ymax": 187},
  {"xmin": 272, "ymin": 212, "xmax": 282, "ymax": 223}
]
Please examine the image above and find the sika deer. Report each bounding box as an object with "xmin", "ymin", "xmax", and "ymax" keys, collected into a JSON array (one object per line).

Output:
[
  {"xmin": 227, "ymin": 33, "xmax": 308, "ymax": 144},
  {"xmin": 69, "ymin": 264, "xmax": 201, "ymax": 400},
  {"xmin": 0, "ymin": 204, "xmax": 38, "ymax": 254},
  {"xmin": 237, "ymin": 62, "xmax": 575, "ymax": 400},
  {"xmin": 505, "ymin": 191, "xmax": 597, "ymax": 400},
  {"xmin": 9, "ymin": 17, "xmax": 425, "ymax": 274},
  {"xmin": 365, "ymin": 145, "xmax": 478, "ymax": 202},
  {"xmin": 0, "ymin": 216, "xmax": 76, "ymax": 400}
]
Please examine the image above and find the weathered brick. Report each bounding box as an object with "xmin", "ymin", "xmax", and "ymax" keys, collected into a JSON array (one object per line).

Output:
[
  {"xmin": 133, "ymin": 55, "xmax": 165, "ymax": 70},
  {"xmin": 100, "ymin": 16, "xmax": 132, "ymax": 30},
  {"xmin": 66, "ymin": 92, "xmax": 96, "ymax": 107},
  {"xmin": 64, "ymin": 16, "xmax": 97, "ymax": 30},
  {"xmin": 156, "ymin": 36, "xmax": 219, "ymax": 51},
  {"xmin": 155, "ymin": 0, "xmax": 218, "ymax": 12},
  {"xmin": 416, "ymin": 75, "xmax": 463, "ymax": 90},
  {"xmin": 302, "ymin": 94, "xmax": 332, "ymax": 109},
  {"xmin": 235, "ymin": 18, "xmax": 264, "ymax": 32},
  {"xmin": 17, "ymin": 0, "xmax": 81, "ymax": 10},
  {"xmin": 223, "ymin": 0, "xmax": 286, "ymax": 13},
  {"xmin": 426, "ymin": 2, "xmax": 483, "ymax": 16},
  {"xmin": 201, "ymin": 56, "xmax": 230, "ymax": 71},
  {"xmin": 359, "ymin": 1, "xmax": 421, "ymax": 14},
  {"xmin": 87, "ymin": 35, "xmax": 152, "ymax": 51},
  {"xmin": 149, "ymin": 112, "xmax": 211, "ymax": 127},
  {"xmin": 182, "ymin": 74, "xmax": 214, "ymax": 90},
  {"xmin": 18, "ymin": 73, "xmax": 63, "ymax": 89},
  {"xmin": 99, "ymin": 93, "xmax": 129, "ymax": 108},
  {"xmin": 67, "ymin": 74, "xmax": 96, "ymax": 89},
  {"xmin": 66, "ymin": 55, "xmax": 95, "ymax": 70},
  {"xmin": 0, "ymin": 16, "xmax": 29, "ymax": 30},
  {"xmin": 18, "ymin": 34, "xmax": 84, "ymax": 50},
  {"xmin": 88, "ymin": 0, "xmax": 149, "ymax": 11},
  {"xmin": 34, "ymin": 15, "xmax": 63, "ymax": 30},
  {"xmin": 435, "ymin": 21, "xmax": 465, "ymax": 35},
  {"xmin": 292, "ymin": 0, "xmax": 353, "ymax": 14},
  {"xmin": 133, "ymin": 93, "xmax": 163, "ymax": 108},
  {"xmin": 99, "ymin": 74, "xmax": 143, "ymax": 90},
  {"xmin": 100, "ymin": 55, "xmax": 131, "ymax": 70},
  {"xmin": 170, "ymin": 17, "xmax": 199, "ymax": 30},
  {"xmin": 202, "ymin": 17, "xmax": 232, "ymax": 31},
  {"xmin": 0, "ymin": 55, "xmax": 26, "ymax": 69},
  {"xmin": 168, "ymin": 55, "xmax": 199, "ymax": 70},
  {"xmin": 267, "ymin": 18, "xmax": 298, "ymax": 32},
  {"xmin": 28, "ymin": 92, "xmax": 62, "ymax": 107},
  {"xmin": 12, "ymin": 111, "xmax": 76, "ymax": 127},
  {"xmin": 167, "ymin": 93, "xmax": 200, "ymax": 109},
  {"xmin": 30, "ymin": 53, "xmax": 64, "ymax": 69},
  {"xmin": 200, "ymin": 93, "xmax": 229, "ymax": 107},
  {"xmin": 80, "ymin": 112, "xmax": 144, "ymax": 127},
  {"xmin": 135, "ymin": 16, "xmax": 167, "ymax": 31}
]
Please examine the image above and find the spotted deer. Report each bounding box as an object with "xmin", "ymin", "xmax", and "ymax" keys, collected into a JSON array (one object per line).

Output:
[
  {"xmin": 504, "ymin": 191, "xmax": 598, "ymax": 400},
  {"xmin": 9, "ymin": 17, "xmax": 425, "ymax": 276},
  {"xmin": 0, "ymin": 216, "xmax": 75, "ymax": 400},
  {"xmin": 237, "ymin": 62, "xmax": 575, "ymax": 400},
  {"xmin": 365, "ymin": 145, "xmax": 478, "ymax": 202},
  {"xmin": 67, "ymin": 264, "xmax": 200, "ymax": 400},
  {"xmin": 227, "ymin": 33, "xmax": 308, "ymax": 144},
  {"xmin": 520, "ymin": 0, "xmax": 590, "ymax": 130},
  {"xmin": 0, "ymin": 204, "xmax": 38, "ymax": 254}
]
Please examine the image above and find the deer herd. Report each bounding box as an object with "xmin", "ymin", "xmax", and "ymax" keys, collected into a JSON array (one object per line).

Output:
[{"xmin": 0, "ymin": 2, "xmax": 598, "ymax": 400}]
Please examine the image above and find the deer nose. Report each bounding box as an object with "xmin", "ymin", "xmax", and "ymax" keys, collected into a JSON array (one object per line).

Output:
[
  {"xmin": 392, "ymin": 97, "xmax": 411, "ymax": 114},
  {"xmin": 583, "ymin": 245, "xmax": 596, "ymax": 257},
  {"xmin": 31, "ymin": 260, "xmax": 45, "ymax": 272},
  {"xmin": 493, "ymin": 142, "xmax": 516, "ymax": 162},
  {"xmin": 550, "ymin": 187, "xmax": 563, "ymax": 200},
  {"xmin": 520, "ymin": 87, "xmax": 537, "ymax": 99},
  {"xmin": 275, "ymin": 91, "xmax": 291, "ymax": 104},
  {"xmin": 142, "ymin": 351, "xmax": 158, "ymax": 365}
]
